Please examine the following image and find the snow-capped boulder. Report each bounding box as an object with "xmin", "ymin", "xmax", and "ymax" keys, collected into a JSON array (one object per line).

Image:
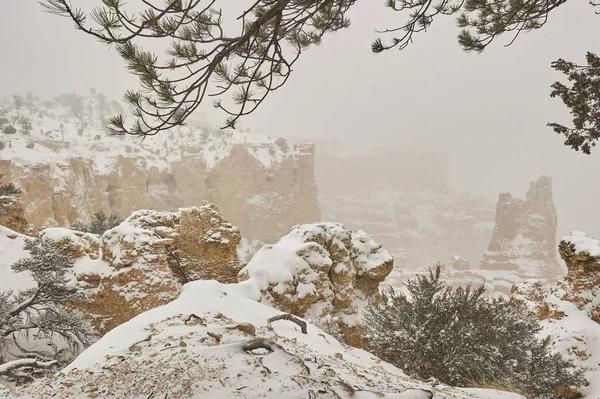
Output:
[
  {"xmin": 0, "ymin": 280, "xmax": 525, "ymax": 399},
  {"xmin": 238, "ymin": 223, "xmax": 393, "ymax": 347},
  {"xmin": 511, "ymin": 231, "xmax": 600, "ymax": 397},
  {"xmin": 39, "ymin": 228, "xmax": 101, "ymax": 260},
  {"xmin": 75, "ymin": 203, "xmax": 242, "ymax": 333},
  {"xmin": 0, "ymin": 203, "xmax": 245, "ymax": 335},
  {"xmin": 479, "ymin": 176, "xmax": 563, "ymax": 294},
  {"xmin": 102, "ymin": 203, "xmax": 241, "ymax": 283}
]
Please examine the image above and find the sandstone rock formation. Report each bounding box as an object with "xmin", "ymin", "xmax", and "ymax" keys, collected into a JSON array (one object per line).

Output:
[
  {"xmin": 511, "ymin": 231, "xmax": 600, "ymax": 397},
  {"xmin": 0, "ymin": 198, "xmax": 29, "ymax": 235},
  {"xmin": 0, "ymin": 105, "xmax": 320, "ymax": 242},
  {"xmin": 480, "ymin": 176, "xmax": 563, "ymax": 291},
  {"xmin": 30, "ymin": 204, "xmax": 243, "ymax": 334},
  {"xmin": 238, "ymin": 222, "xmax": 394, "ymax": 347},
  {"xmin": 102, "ymin": 202, "xmax": 242, "ymax": 283},
  {"xmin": 0, "ymin": 176, "xmax": 30, "ymax": 235}
]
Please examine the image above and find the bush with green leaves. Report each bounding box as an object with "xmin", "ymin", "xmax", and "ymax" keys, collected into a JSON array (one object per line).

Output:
[
  {"xmin": 364, "ymin": 266, "xmax": 584, "ymax": 399},
  {"xmin": 71, "ymin": 211, "xmax": 122, "ymax": 236}
]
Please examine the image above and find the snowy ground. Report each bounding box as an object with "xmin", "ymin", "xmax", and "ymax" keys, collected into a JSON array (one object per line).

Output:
[
  {"xmin": 1, "ymin": 97, "xmax": 310, "ymax": 175},
  {"xmin": 1, "ymin": 280, "xmax": 525, "ymax": 399}
]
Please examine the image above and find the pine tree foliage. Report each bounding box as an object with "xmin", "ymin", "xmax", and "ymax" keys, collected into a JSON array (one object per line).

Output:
[
  {"xmin": 42, "ymin": 0, "xmax": 600, "ymax": 150},
  {"xmin": 0, "ymin": 238, "xmax": 96, "ymax": 385},
  {"xmin": 71, "ymin": 211, "xmax": 122, "ymax": 235},
  {"xmin": 42, "ymin": 0, "xmax": 355, "ymax": 135},
  {"xmin": 549, "ymin": 52, "xmax": 600, "ymax": 154},
  {"xmin": 364, "ymin": 266, "xmax": 585, "ymax": 399},
  {"xmin": 0, "ymin": 175, "xmax": 21, "ymax": 207}
]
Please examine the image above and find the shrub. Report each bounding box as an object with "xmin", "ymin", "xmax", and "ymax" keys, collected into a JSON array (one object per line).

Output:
[
  {"xmin": 71, "ymin": 211, "xmax": 122, "ymax": 235},
  {"xmin": 0, "ymin": 238, "xmax": 96, "ymax": 384},
  {"xmin": 364, "ymin": 266, "xmax": 584, "ymax": 399}
]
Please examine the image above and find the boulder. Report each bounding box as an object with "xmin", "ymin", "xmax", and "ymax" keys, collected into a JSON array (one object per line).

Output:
[{"xmin": 238, "ymin": 222, "xmax": 393, "ymax": 347}]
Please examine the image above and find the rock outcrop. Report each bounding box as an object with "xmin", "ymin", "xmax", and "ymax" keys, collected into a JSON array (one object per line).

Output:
[
  {"xmin": 238, "ymin": 223, "xmax": 394, "ymax": 347},
  {"xmin": 511, "ymin": 231, "xmax": 600, "ymax": 397},
  {"xmin": 0, "ymin": 101, "xmax": 320, "ymax": 242},
  {"xmin": 29, "ymin": 204, "xmax": 243, "ymax": 334},
  {"xmin": 479, "ymin": 176, "xmax": 563, "ymax": 292},
  {"xmin": 0, "ymin": 198, "xmax": 29, "ymax": 235},
  {"xmin": 1, "ymin": 280, "xmax": 523, "ymax": 399},
  {"xmin": 0, "ymin": 176, "xmax": 30, "ymax": 235}
]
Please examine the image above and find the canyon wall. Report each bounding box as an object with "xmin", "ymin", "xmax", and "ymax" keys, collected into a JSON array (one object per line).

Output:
[
  {"xmin": 479, "ymin": 176, "xmax": 563, "ymax": 290},
  {"xmin": 0, "ymin": 124, "xmax": 320, "ymax": 242}
]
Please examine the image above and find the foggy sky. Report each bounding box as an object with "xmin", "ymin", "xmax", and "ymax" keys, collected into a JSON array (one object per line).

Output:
[{"xmin": 1, "ymin": 1, "xmax": 599, "ymax": 236}]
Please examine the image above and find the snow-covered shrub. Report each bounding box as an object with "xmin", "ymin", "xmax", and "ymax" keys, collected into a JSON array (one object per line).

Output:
[
  {"xmin": 364, "ymin": 265, "xmax": 584, "ymax": 399},
  {"xmin": 0, "ymin": 238, "xmax": 96, "ymax": 385},
  {"xmin": 0, "ymin": 176, "xmax": 21, "ymax": 207},
  {"xmin": 71, "ymin": 211, "xmax": 122, "ymax": 236},
  {"xmin": 310, "ymin": 315, "xmax": 343, "ymax": 342}
]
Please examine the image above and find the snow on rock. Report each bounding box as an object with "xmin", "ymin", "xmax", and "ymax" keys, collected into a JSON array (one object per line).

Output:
[
  {"xmin": 511, "ymin": 231, "xmax": 600, "ymax": 398},
  {"xmin": 103, "ymin": 203, "xmax": 241, "ymax": 282},
  {"xmin": 0, "ymin": 98, "xmax": 320, "ymax": 242},
  {"xmin": 479, "ymin": 176, "xmax": 563, "ymax": 295},
  {"xmin": 0, "ymin": 203, "xmax": 245, "ymax": 336},
  {"xmin": 0, "ymin": 280, "xmax": 525, "ymax": 399},
  {"xmin": 0, "ymin": 226, "xmax": 34, "ymax": 292},
  {"xmin": 0, "ymin": 181, "xmax": 30, "ymax": 235},
  {"xmin": 238, "ymin": 223, "xmax": 393, "ymax": 348},
  {"xmin": 561, "ymin": 231, "xmax": 600, "ymax": 259}
]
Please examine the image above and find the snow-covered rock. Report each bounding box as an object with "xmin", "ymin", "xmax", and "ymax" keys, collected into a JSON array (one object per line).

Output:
[
  {"xmin": 479, "ymin": 176, "xmax": 563, "ymax": 294},
  {"xmin": 238, "ymin": 223, "xmax": 393, "ymax": 347},
  {"xmin": 0, "ymin": 280, "xmax": 525, "ymax": 399},
  {"xmin": 511, "ymin": 231, "xmax": 600, "ymax": 397},
  {"xmin": 0, "ymin": 204, "xmax": 246, "ymax": 335},
  {"xmin": 0, "ymin": 95, "xmax": 320, "ymax": 241}
]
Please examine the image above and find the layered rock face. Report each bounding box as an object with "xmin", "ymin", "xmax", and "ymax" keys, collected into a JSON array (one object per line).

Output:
[
  {"xmin": 40, "ymin": 204, "xmax": 243, "ymax": 334},
  {"xmin": 480, "ymin": 176, "xmax": 562, "ymax": 288},
  {"xmin": 0, "ymin": 197, "xmax": 29, "ymax": 235},
  {"xmin": 0, "ymin": 102, "xmax": 320, "ymax": 242},
  {"xmin": 238, "ymin": 223, "xmax": 394, "ymax": 347},
  {"xmin": 511, "ymin": 231, "xmax": 600, "ymax": 397}
]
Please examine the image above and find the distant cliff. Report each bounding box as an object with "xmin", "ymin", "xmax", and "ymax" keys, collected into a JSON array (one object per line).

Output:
[
  {"xmin": 479, "ymin": 176, "xmax": 563, "ymax": 292},
  {"xmin": 0, "ymin": 99, "xmax": 320, "ymax": 242}
]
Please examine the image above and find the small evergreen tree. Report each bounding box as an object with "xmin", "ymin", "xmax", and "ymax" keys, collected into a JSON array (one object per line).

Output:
[
  {"xmin": 19, "ymin": 117, "xmax": 33, "ymax": 135},
  {"xmin": 0, "ymin": 175, "xmax": 21, "ymax": 206},
  {"xmin": 0, "ymin": 238, "xmax": 96, "ymax": 384},
  {"xmin": 12, "ymin": 95, "xmax": 23, "ymax": 119},
  {"xmin": 71, "ymin": 211, "xmax": 122, "ymax": 235},
  {"xmin": 364, "ymin": 266, "xmax": 584, "ymax": 399}
]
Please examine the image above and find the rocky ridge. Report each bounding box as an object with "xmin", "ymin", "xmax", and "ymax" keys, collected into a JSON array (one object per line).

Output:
[
  {"xmin": 511, "ymin": 231, "xmax": 600, "ymax": 397},
  {"xmin": 0, "ymin": 98, "xmax": 320, "ymax": 242}
]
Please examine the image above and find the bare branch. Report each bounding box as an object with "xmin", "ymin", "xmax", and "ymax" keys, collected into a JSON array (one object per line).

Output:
[{"xmin": 267, "ymin": 313, "xmax": 307, "ymax": 334}]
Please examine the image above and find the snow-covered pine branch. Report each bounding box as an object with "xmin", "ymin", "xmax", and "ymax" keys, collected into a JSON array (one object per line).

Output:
[{"xmin": 0, "ymin": 358, "xmax": 56, "ymax": 375}]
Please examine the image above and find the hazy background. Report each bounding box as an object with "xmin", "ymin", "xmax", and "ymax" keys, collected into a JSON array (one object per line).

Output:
[{"xmin": 1, "ymin": 1, "xmax": 598, "ymax": 236}]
